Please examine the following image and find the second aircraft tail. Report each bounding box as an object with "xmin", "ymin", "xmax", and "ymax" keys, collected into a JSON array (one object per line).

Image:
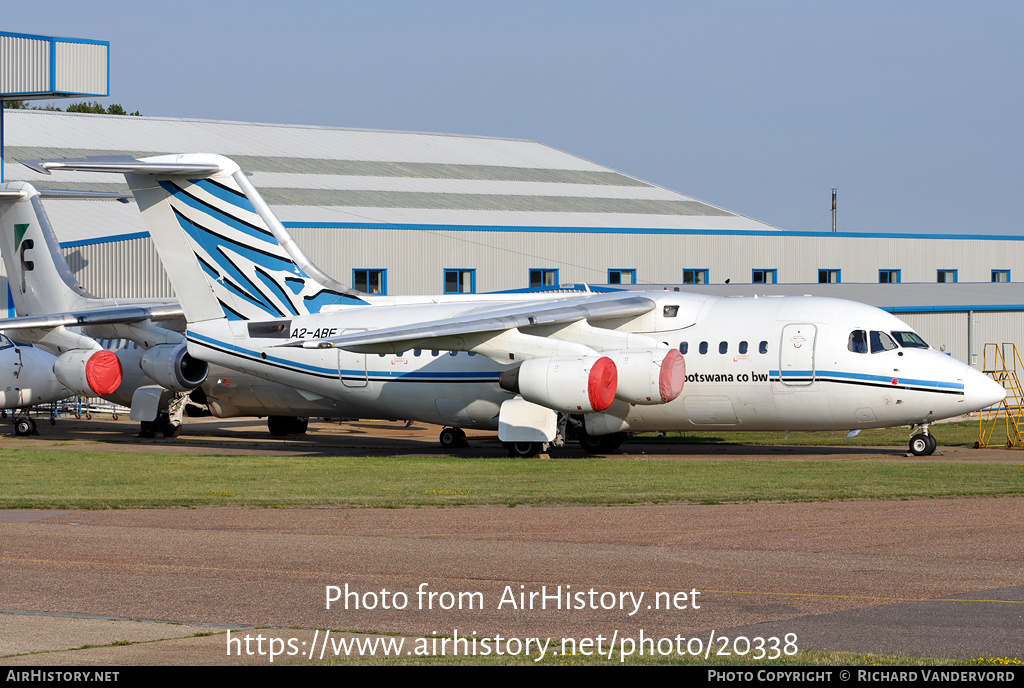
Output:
[{"xmin": 24, "ymin": 154, "xmax": 367, "ymax": 324}]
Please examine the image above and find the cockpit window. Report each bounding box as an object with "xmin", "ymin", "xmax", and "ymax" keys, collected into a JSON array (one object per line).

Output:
[
  {"xmin": 0, "ymin": 334, "xmax": 11, "ymax": 350},
  {"xmin": 891, "ymin": 331, "xmax": 929, "ymax": 348},
  {"xmin": 848, "ymin": 330, "xmax": 867, "ymax": 354},
  {"xmin": 870, "ymin": 330, "xmax": 898, "ymax": 353}
]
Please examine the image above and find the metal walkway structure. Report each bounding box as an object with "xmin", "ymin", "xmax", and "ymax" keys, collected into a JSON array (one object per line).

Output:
[{"xmin": 977, "ymin": 343, "xmax": 1024, "ymax": 448}]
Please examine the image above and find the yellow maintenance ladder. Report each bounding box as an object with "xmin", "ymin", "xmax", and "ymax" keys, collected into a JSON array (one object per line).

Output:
[{"xmin": 977, "ymin": 342, "xmax": 1024, "ymax": 448}]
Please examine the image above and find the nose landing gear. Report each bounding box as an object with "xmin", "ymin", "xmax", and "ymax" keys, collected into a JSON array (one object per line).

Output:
[{"xmin": 909, "ymin": 426, "xmax": 937, "ymax": 456}]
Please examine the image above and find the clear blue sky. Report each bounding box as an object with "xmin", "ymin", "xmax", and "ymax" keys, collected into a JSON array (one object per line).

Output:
[{"xmin": 5, "ymin": 1, "xmax": 1023, "ymax": 235}]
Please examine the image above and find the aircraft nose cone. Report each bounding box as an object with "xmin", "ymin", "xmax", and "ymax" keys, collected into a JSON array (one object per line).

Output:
[{"xmin": 963, "ymin": 367, "xmax": 1006, "ymax": 411}]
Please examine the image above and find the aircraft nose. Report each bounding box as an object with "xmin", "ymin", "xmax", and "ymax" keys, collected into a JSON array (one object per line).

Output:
[{"xmin": 963, "ymin": 367, "xmax": 1006, "ymax": 412}]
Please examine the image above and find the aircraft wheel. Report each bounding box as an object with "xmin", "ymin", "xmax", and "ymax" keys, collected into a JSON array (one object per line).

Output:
[
  {"xmin": 268, "ymin": 416, "xmax": 307, "ymax": 436},
  {"xmin": 605, "ymin": 432, "xmax": 626, "ymax": 451},
  {"xmin": 28, "ymin": 418, "xmax": 37, "ymax": 434},
  {"xmin": 506, "ymin": 441, "xmax": 542, "ymax": 458},
  {"xmin": 925, "ymin": 433, "xmax": 937, "ymax": 454},
  {"xmin": 909, "ymin": 434, "xmax": 934, "ymax": 456},
  {"xmin": 579, "ymin": 433, "xmax": 606, "ymax": 455},
  {"xmin": 267, "ymin": 416, "xmax": 290, "ymax": 436},
  {"xmin": 439, "ymin": 427, "xmax": 461, "ymax": 449},
  {"xmin": 138, "ymin": 421, "xmax": 156, "ymax": 439},
  {"xmin": 162, "ymin": 419, "xmax": 182, "ymax": 439},
  {"xmin": 580, "ymin": 431, "xmax": 626, "ymax": 455},
  {"xmin": 14, "ymin": 418, "xmax": 32, "ymax": 436}
]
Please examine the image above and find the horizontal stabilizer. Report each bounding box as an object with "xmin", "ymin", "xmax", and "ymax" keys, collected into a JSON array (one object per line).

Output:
[
  {"xmin": 0, "ymin": 303, "xmax": 183, "ymax": 331},
  {"xmin": 21, "ymin": 156, "xmax": 224, "ymax": 177}
]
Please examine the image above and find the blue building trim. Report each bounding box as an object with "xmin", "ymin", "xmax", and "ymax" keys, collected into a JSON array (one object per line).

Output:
[
  {"xmin": 0, "ymin": 31, "xmax": 110, "ymax": 98},
  {"xmin": 284, "ymin": 221, "xmax": 1024, "ymax": 243}
]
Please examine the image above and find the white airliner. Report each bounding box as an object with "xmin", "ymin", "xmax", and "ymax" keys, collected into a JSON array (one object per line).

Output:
[
  {"xmin": 0, "ymin": 331, "xmax": 77, "ymax": 435},
  {"xmin": 22, "ymin": 154, "xmax": 1005, "ymax": 456},
  {"xmin": 0, "ymin": 181, "xmax": 352, "ymax": 437}
]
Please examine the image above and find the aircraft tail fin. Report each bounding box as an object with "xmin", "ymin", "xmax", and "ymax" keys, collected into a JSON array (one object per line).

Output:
[
  {"xmin": 24, "ymin": 155, "xmax": 366, "ymax": 323},
  {"xmin": 0, "ymin": 182, "xmax": 99, "ymax": 316}
]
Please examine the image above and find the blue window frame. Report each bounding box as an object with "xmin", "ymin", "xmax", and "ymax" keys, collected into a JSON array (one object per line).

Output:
[
  {"xmin": 608, "ymin": 269, "xmax": 636, "ymax": 285},
  {"xmin": 992, "ymin": 270, "xmax": 1011, "ymax": 283},
  {"xmin": 879, "ymin": 269, "xmax": 901, "ymax": 284},
  {"xmin": 352, "ymin": 268, "xmax": 387, "ymax": 295},
  {"xmin": 444, "ymin": 269, "xmax": 476, "ymax": 294},
  {"xmin": 752, "ymin": 269, "xmax": 777, "ymax": 284},
  {"xmin": 818, "ymin": 269, "xmax": 840, "ymax": 284},
  {"xmin": 937, "ymin": 269, "xmax": 958, "ymax": 283},
  {"xmin": 529, "ymin": 268, "xmax": 559, "ymax": 288},
  {"xmin": 683, "ymin": 269, "xmax": 708, "ymax": 285}
]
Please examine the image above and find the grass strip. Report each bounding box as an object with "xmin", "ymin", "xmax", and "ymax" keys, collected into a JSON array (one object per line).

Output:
[{"xmin": 1, "ymin": 449, "xmax": 1020, "ymax": 508}]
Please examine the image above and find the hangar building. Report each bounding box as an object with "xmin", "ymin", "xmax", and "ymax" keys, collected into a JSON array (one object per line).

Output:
[{"xmin": 1, "ymin": 109, "xmax": 1022, "ymax": 367}]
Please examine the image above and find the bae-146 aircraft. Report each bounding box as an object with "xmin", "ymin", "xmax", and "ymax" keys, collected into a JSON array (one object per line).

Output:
[
  {"xmin": 23, "ymin": 154, "xmax": 1005, "ymax": 456},
  {"xmin": 0, "ymin": 182, "xmax": 354, "ymax": 437},
  {"xmin": 0, "ymin": 331, "xmax": 81, "ymax": 435}
]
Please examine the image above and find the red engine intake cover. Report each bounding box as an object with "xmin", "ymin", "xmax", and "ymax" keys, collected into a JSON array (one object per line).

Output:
[
  {"xmin": 85, "ymin": 350, "xmax": 123, "ymax": 396},
  {"xmin": 659, "ymin": 348, "xmax": 687, "ymax": 403},
  {"xmin": 587, "ymin": 356, "xmax": 618, "ymax": 412}
]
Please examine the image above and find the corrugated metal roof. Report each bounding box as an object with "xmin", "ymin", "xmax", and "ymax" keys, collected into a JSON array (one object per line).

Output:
[
  {"xmin": 2, "ymin": 110, "xmax": 776, "ymax": 244},
  {"xmin": 4, "ymin": 146, "xmax": 650, "ymax": 185}
]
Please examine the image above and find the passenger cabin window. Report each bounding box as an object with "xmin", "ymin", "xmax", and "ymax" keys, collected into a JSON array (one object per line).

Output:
[
  {"xmin": 759, "ymin": 341, "xmax": 768, "ymax": 354},
  {"xmin": 870, "ymin": 330, "xmax": 898, "ymax": 353},
  {"xmin": 891, "ymin": 331, "xmax": 929, "ymax": 348},
  {"xmin": 739, "ymin": 341, "xmax": 748, "ymax": 354},
  {"xmin": 699, "ymin": 341, "xmax": 709, "ymax": 355},
  {"xmin": 679, "ymin": 342, "xmax": 688, "ymax": 355},
  {"xmin": 848, "ymin": 330, "xmax": 867, "ymax": 353},
  {"xmin": 719, "ymin": 341, "xmax": 728, "ymax": 354}
]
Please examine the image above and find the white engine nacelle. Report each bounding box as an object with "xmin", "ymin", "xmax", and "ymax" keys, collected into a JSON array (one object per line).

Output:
[
  {"xmin": 53, "ymin": 349, "xmax": 124, "ymax": 397},
  {"xmin": 604, "ymin": 348, "xmax": 686, "ymax": 405},
  {"xmin": 139, "ymin": 343, "xmax": 210, "ymax": 392},
  {"xmin": 499, "ymin": 356, "xmax": 617, "ymax": 413}
]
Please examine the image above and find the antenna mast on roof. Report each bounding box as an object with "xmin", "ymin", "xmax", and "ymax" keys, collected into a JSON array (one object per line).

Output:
[{"xmin": 831, "ymin": 188, "xmax": 837, "ymax": 233}]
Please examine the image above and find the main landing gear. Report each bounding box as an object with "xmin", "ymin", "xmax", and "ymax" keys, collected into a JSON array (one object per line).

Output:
[
  {"xmin": 268, "ymin": 416, "xmax": 309, "ymax": 436},
  {"xmin": 439, "ymin": 427, "xmax": 468, "ymax": 449},
  {"xmin": 13, "ymin": 415, "xmax": 37, "ymax": 436},
  {"xmin": 909, "ymin": 425, "xmax": 938, "ymax": 456},
  {"xmin": 499, "ymin": 416, "xmax": 629, "ymax": 458}
]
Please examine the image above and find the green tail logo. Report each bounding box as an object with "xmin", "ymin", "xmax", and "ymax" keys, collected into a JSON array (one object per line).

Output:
[{"xmin": 14, "ymin": 223, "xmax": 29, "ymax": 250}]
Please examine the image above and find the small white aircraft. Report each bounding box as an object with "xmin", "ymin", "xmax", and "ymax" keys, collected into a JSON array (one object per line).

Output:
[
  {"xmin": 23, "ymin": 154, "xmax": 1006, "ymax": 456},
  {"xmin": 0, "ymin": 182, "xmax": 355, "ymax": 437},
  {"xmin": 0, "ymin": 331, "xmax": 79, "ymax": 435}
]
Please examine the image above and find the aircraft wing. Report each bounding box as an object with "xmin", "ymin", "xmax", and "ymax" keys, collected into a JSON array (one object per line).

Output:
[
  {"xmin": 0, "ymin": 303, "xmax": 185, "ymax": 331},
  {"xmin": 283, "ymin": 293, "xmax": 658, "ymax": 354}
]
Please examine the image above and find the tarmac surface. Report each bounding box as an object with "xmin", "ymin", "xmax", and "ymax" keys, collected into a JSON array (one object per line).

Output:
[{"xmin": 0, "ymin": 416, "xmax": 1021, "ymax": 665}]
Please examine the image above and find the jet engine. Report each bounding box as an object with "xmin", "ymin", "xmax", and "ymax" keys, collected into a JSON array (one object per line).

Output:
[
  {"xmin": 498, "ymin": 356, "xmax": 617, "ymax": 413},
  {"xmin": 53, "ymin": 349, "xmax": 124, "ymax": 397},
  {"xmin": 139, "ymin": 343, "xmax": 210, "ymax": 392},
  {"xmin": 605, "ymin": 348, "xmax": 686, "ymax": 405}
]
